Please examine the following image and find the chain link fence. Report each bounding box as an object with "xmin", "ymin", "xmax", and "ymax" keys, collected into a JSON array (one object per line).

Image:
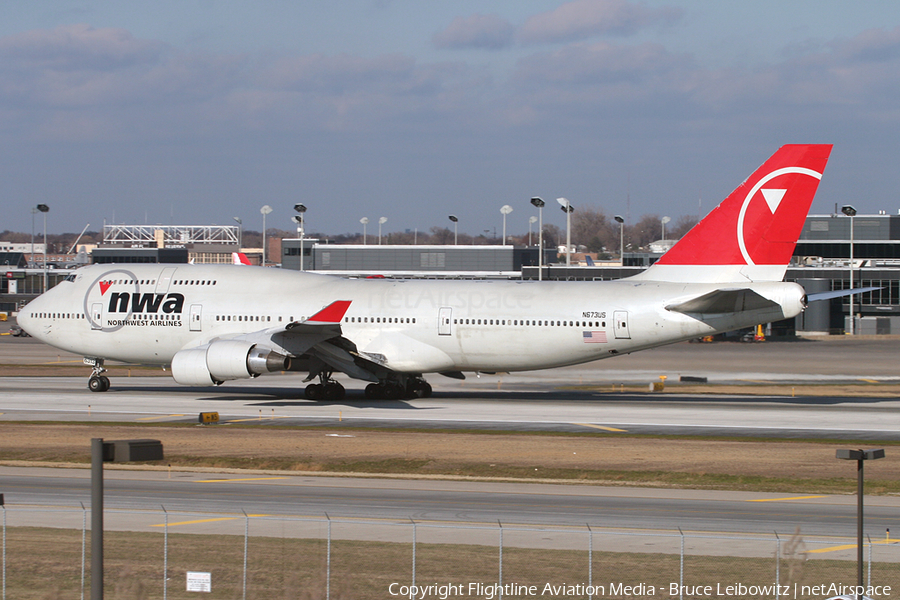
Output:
[{"xmin": 2, "ymin": 505, "xmax": 897, "ymax": 599}]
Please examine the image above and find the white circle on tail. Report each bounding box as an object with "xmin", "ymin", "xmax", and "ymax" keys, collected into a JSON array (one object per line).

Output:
[{"xmin": 737, "ymin": 167, "xmax": 822, "ymax": 265}]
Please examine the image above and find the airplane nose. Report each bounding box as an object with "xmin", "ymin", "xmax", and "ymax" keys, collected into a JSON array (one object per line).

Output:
[{"xmin": 17, "ymin": 297, "xmax": 42, "ymax": 337}]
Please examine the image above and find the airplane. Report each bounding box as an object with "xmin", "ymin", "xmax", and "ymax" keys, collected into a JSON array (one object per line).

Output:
[{"xmin": 19, "ymin": 144, "xmax": 837, "ymax": 400}]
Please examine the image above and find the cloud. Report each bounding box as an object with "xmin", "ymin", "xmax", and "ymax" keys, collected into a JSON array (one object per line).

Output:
[
  {"xmin": 432, "ymin": 14, "xmax": 515, "ymax": 50},
  {"xmin": 518, "ymin": 0, "xmax": 682, "ymax": 44},
  {"xmin": 0, "ymin": 23, "xmax": 163, "ymax": 71}
]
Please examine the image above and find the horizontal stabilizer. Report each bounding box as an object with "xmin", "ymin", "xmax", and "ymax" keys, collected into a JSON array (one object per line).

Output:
[
  {"xmin": 806, "ymin": 286, "xmax": 881, "ymax": 303},
  {"xmin": 666, "ymin": 288, "xmax": 780, "ymax": 315}
]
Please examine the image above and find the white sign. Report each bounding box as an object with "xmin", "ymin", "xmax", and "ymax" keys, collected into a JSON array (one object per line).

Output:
[{"xmin": 186, "ymin": 571, "xmax": 211, "ymax": 592}]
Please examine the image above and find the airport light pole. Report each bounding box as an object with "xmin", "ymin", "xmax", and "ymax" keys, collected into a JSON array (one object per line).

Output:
[
  {"xmin": 360, "ymin": 217, "xmax": 369, "ymax": 245},
  {"xmin": 842, "ymin": 205, "xmax": 857, "ymax": 335},
  {"xmin": 293, "ymin": 203, "xmax": 307, "ymax": 271},
  {"xmin": 448, "ymin": 215, "xmax": 458, "ymax": 245},
  {"xmin": 615, "ymin": 215, "xmax": 625, "ymax": 265},
  {"xmin": 500, "ymin": 205, "xmax": 513, "ymax": 246},
  {"xmin": 836, "ymin": 448, "xmax": 885, "ymax": 600},
  {"xmin": 37, "ymin": 204, "xmax": 49, "ymax": 292},
  {"xmin": 378, "ymin": 217, "xmax": 387, "ymax": 245},
  {"xmin": 260, "ymin": 205, "xmax": 272, "ymax": 266},
  {"xmin": 557, "ymin": 197, "xmax": 574, "ymax": 267},
  {"xmin": 530, "ymin": 197, "xmax": 545, "ymax": 280}
]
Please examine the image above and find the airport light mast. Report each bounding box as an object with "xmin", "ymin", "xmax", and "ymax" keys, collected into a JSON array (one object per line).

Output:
[
  {"xmin": 448, "ymin": 215, "xmax": 458, "ymax": 245},
  {"xmin": 615, "ymin": 215, "xmax": 625, "ymax": 264},
  {"xmin": 530, "ymin": 197, "xmax": 545, "ymax": 280},
  {"xmin": 260, "ymin": 205, "xmax": 273, "ymax": 266},
  {"xmin": 557, "ymin": 197, "xmax": 574, "ymax": 267},
  {"xmin": 500, "ymin": 205, "xmax": 513, "ymax": 246},
  {"xmin": 37, "ymin": 204, "xmax": 49, "ymax": 292},
  {"xmin": 842, "ymin": 205, "xmax": 857, "ymax": 335},
  {"xmin": 293, "ymin": 203, "xmax": 307, "ymax": 271}
]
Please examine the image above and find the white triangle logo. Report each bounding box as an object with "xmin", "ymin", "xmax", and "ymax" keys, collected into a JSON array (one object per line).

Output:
[{"xmin": 761, "ymin": 188, "xmax": 786, "ymax": 214}]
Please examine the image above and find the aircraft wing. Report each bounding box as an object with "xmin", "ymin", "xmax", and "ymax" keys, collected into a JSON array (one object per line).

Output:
[
  {"xmin": 231, "ymin": 300, "xmax": 386, "ymax": 382},
  {"xmin": 665, "ymin": 288, "xmax": 781, "ymax": 315}
]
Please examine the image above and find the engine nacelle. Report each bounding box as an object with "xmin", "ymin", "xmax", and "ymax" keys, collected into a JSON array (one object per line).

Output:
[{"xmin": 171, "ymin": 340, "xmax": 290, "ymax": 386}]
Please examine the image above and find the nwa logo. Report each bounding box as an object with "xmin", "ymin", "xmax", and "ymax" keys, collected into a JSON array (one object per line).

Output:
[
  {"xmin": 84, "ymin": 269, "xmax": 186, "ymax": 332},
  {"xmin": 104, "ymin": 288, "xmax": 185, "ymax": 314}
]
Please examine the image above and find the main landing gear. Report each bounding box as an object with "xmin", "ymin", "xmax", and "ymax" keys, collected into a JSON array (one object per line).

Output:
[
  {"xmin": 364, "ymin": 377, "xmax": 432, "ymax": 400},
  {"xmin": 304, "ymin": 370, "xmax": 346, "ymax": 401},
  {"xmin": 86, "ymin": 358, "xmax": 110, "ymax": 392}
]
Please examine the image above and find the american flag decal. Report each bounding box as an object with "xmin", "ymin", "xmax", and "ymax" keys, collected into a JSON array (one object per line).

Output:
[{"xmin": 583, "ymin": 330, "xmax": 607, "ymax": 343}]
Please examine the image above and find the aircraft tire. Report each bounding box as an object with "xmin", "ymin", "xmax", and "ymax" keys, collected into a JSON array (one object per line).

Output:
[
  {"xmin": 324, "ymin": 383, "xmax": 345, "ymax": 401},
  {"xmin": 305, "ymin": 383, "xmax": 323, "ymax": 400},
  {"xmin": 88, "ymin": 377, "xmax": 107, "ymax": 393},
  {"xmin": 99, "ymin": 376, "xmax": 110, "ymax": 391},
  {"xmin": 364, "ymin": 383, "xmax": 381, "ymax": 399},
  {"xmin": 382, "ymin": 382, "xmax": 403, "ymax": 400}
]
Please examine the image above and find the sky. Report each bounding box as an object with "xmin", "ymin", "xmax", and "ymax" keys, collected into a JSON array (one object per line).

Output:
[{"xmin": 2, "ymin": 1, "xmax": 899, "ymax": 237}]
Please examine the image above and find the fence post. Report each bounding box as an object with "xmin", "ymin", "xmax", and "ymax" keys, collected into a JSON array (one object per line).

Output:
[
  {"xmin": 81, "ymin": 503, "xmax": 87, "ymax": 600},
  {"xmin": 242, "ymin": 509, "xmax": 248, "ymax": 600},
  {"xmin": 325, "ymin": 512, "xmax": 331, "ymax": 600},
  {"xmin": 162, "ymin": 506, "xmax": 168, "ymax": 600},
  {"xmin": 867, "ymin": 534, "xmax": 872, "ymax": 589},
  {"xmin": 410, "ymin": 518, "xmax": 417, "ymax": 591},
  {"xmin": 678, "ymin": 527, "xmax": 684, "ymax": 600},
  {"xmin": 774, "ymin": 531, "xmax": 780, "ymax": 600},
  {"xmin": 2, "ymin": 503, "xmax": 6, "ymax": 600},
  {"xmin": 498, "ymin": 521, "xmax": 503, "ymax": 600},
  {"xmin": 587, "ymin": 524, "xmax": 593, "ymax": 600}
]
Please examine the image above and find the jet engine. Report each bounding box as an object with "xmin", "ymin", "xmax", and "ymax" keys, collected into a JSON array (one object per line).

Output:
[{"xmin": 171, "ymin": 340, "xmax": 290, "ymax": 386}]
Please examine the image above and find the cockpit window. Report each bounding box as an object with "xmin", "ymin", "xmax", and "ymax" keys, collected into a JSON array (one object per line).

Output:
[{"xmin": 64, "ymin": 274, "xmax": 77, "ymax": 283}]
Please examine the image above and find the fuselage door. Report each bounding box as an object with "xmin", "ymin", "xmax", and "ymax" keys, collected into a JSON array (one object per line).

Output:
[
  {"xmin": 189, "ymin": 304, "xmax": 202, "ymax": 332},
  {"xmin": 613, "ymin": 310, "xmax": 631, "ymax": 339},
  {"xmin": 91, "ymin": 303, "xmax": 103, "ymax": 330},
  {"xmin": 155, "ymin": 267, "xmax": 177, "ymax": 295},
  {"xmin": 438, "ymin": 307, "xmax": 452, "ymax": 336}
]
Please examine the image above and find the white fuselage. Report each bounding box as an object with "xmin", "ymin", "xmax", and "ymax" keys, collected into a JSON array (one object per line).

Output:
[{"xmin": 18, "ymin": 263, "xmax": 804, "ymax": 376}]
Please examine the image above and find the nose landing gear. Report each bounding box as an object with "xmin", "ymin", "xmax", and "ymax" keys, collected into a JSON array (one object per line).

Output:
[{"xmin": 86, "ymin": 358, "xmax": 110, "ymax": 392}]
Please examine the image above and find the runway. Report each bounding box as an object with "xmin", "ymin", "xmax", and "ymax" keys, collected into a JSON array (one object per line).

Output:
[
  {"xmin": 2, "ymin": 334, "xmax": 900, "ymax": 541},
  {"xmin": 1, "ymin": 373, "xmax": 899, "ymax": 439}
]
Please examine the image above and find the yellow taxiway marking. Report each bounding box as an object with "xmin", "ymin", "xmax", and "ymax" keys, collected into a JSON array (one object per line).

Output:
[
  {"xmin": 574, "ymin": 423, "xmax": 627, "ymax": 432},
  {"xmin": 746, "ymin": 495, "xmax": 827, "ymax": 503},
  {"xmin": 225, "ymin": 415, "xmax": 293, "ymax": 423},
  {"xmin": 195, "ymin": 477, "xmax": 288, "ymax": 483},
  {"xmin": 151, "ymin": 515, "xmax": 270, "ymax": 528},
  {"xmin": 135, "ymin": 414, "xmax": 185, "ymax": 421},
  {"xmin": 860, "ymin": 378, "xmax": 880, "ymax": 384},
  {"xmin": 806, "ymin": 540, "xmax": 897, "ymax": 554}
]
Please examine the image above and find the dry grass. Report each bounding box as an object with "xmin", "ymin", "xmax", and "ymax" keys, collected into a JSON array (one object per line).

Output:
[
  {"xmin": 1, "ymin": 423, "xmax": 898, "ymax": 493},
  {"xmin": 1, "ymin": 526, "xmax": 872, "ymax": 600}
]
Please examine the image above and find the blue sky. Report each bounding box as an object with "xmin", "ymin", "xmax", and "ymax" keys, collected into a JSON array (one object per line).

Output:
[{"xmin": 2, "ymin": 1, "xmax": 899, "ymax": 236}]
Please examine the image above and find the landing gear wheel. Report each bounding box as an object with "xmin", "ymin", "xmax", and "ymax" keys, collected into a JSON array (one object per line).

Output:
[
  {"xmin": 323, "ymin": 382, "xmax": 345, "ymax": 401},
  {"xmin": 365, "ymin": 383, "xmax": 381, "ymax": 399},
  {"xmin": 88, "ymin": 376, "xmax": 109, "ymax": 392},
  {"xmin": 382, "ymin": 382, "xmax": 403, "ymax": 400},
  {"xmin": 406, "ymin": 379, "xmax": 432, "ymax": 398},
  {"xmin": 304, "ymin": 383, "xmax": 323, "ymax": 400}
]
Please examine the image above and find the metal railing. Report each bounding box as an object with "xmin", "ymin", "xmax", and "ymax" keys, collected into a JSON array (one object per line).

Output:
[{"xmin": 2, "ymin": 506, "xmax": 897, "ymax": 599}]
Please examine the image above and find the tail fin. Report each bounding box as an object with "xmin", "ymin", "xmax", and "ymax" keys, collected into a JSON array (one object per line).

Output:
[
  {"xmin": 634, "ymin": 144, "xmax": 832, "ymax": 283},
  {"xmin": 232, "ymin": 252, "xmax": 251, "ymax": 265}
]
